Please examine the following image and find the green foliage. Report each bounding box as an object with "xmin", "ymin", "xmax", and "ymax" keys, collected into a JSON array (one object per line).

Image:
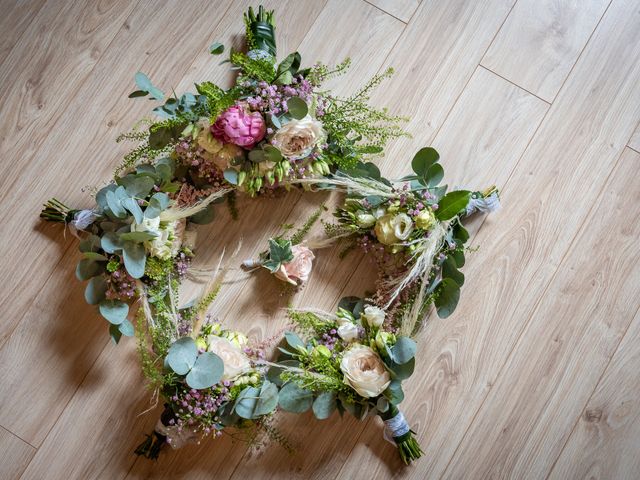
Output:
[
  {"xmin": 263, "ymin": 238, "xmax": 294, "ymax": 273},
  {"xmin": 244, "ymin": 5, "xmax": 276, "ymax": 56},
  {"xmin": 230, "ymin": 51, "xmax": 276, "ymax": 83},
  {"xmin": 195, "ymin": 81, "xmax": 242, "ymax": 118},
  {"xmin": 436, "ymin": 190, "xmax": 471, "ymax": 220},
  {"xmin": 290, "ymin": 203, "xmax": 326, "ymax": 245}
]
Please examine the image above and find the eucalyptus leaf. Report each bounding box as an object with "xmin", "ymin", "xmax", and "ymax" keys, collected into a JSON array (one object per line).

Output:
[
  {"xmin": 263, "ymin": 145, "xmax": 283, "ymax": 163},
  {"xmin": 392, "ymin": 336, "xmax": 417, "ymax": 364},
  {"xmin": 434, "ymin": 278, "xmax": 461, "ymax": 318},
  {"xmin": 384, "ymin": 380, "xmax": 404, "ymax": 405},
  {"xmin": 287, "ymin": 97, "xmax": 308, "ymax": 120},
  {"xmin": 312, "ymin": 391, "xmax": 337, "ymax": 420},
  {"xmin": 98, "ymin": 300, "xmax": 129, "ymax": 325},
  {"xmin": 443, "ymin": 255, "xmax": 465, "ymax": 286},
  {"xmin": 278, "ymin": 382, "xmax": 313, "ymax": 413},
  {"xmin": 105, "ymin": 190, "xmax": 126, "ymax": 218},
  {"xmin": 118, "ymin": 319, "xmax": 134, "ymax": 337},
  {"xmin": 120, "ymin": 231, "xmax": 157, "ymax": 242},
  {"xmin": 254, "ymin": 381, "xmax": 279, "ymax": 416},
  {"xmin": 411, "ymin": 147, "xmax": 440, "ymax": 176},
  {"xmin": 101, "ymin": 231, "xmax": 123, "ymax": 253},
  {"xmin": 119, "ymin": 175, "xmax": 155, "ymax": 199},
  {"xmin": 425, "ymin": 162, "xmax": 444, "ymax": 187},
  {"xmin": 248, "ymin": 149, "xmax": 265, "ymax": 163},
  {"xmin": 109, "ymin": 323, "xmax": 122, "ymax": 344},
  {"xmin": 76, "ymin": 259, "xmax": 103, "ymax": 281},
  {"xmin": 186, "ymin": 352, "xmax": 224, "ymax": 389},
  {"xmin": 389, "ymin": 357, "xmax": 415, "ymax": 380},
  {"xmin": 284, "ymin": 331, "xmax": 305, "ymax": 351},
  {"xmin": 166, "ymin": 337, "xmax": 198, "ymax": 375},
  {"xmin": 82, "ymin": 252, "xmax": 108, "ymax": 261},
  {"xmin": 223, "ymin": 169, "xmax": 238, "ymax": 185},
  {"xmin": 84, "ymin": 276, "xmax": 107, "ymax": 305},
  {"xmin": 234, "ymin": 386, "xmax": 260, "ymax": 419},
  {"xmin": 122, "ymin": 197, "xmax": 144, "ymax": 224},
  {"xmin": 122, "ymin": 241, "xmax": 146, "ymax": 279}
]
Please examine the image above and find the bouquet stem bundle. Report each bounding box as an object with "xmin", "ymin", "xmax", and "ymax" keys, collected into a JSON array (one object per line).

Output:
[{"xmin": 380, "ymin": 405, "xmax": 423, "ymax": 464}]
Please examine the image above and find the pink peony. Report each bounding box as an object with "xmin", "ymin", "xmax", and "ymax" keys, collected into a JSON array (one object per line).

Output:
[
  {"xmin": 274, "ymin": 245, "xmax": 315, "ymax": 285},
  {"xmin": 211, "ymin": 105, "xmax": 266, "ymax": 149}
]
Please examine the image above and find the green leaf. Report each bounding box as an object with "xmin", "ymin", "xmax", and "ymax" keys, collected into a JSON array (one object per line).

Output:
[
  {"xmin": 452, "ymin": 249, "xmax": 465, "ymax": 268},
  {"xmin": 134, "ymin": 72, "xmax": 163, "ymax": 101},
  {"xmin": 435, "ymin": 278, "xmax": 461, "ymax": 318},
  {"xmin": 274, "ymin": 70, "xmax": 293, "ymax": 85},
  {"xmin": 223, "ymin": 169, "xmax": 238, "ymax": 185},
  {"xmin": 118, "ymin": 319, "xmax": 134, "ymax": 337},
  {"xmin": 186, "ymin": 352, "xmax": 224, "ymax": 389},
  {"xmin": 389, "ymin": 357, "xmax": 415, "ymax": 380},
  {"xmin": 98, "ymin": 300, "xmax": 129, "ymax": 325},
  {"xmin": 254, "ymin": 381, "xmax": 279, "ymax": 416},
  {"xmin": 284, "ymin": 331, "xmax": 305, "ymax": 351},
  {"xmin": 82, "ymin": 252, "xmax": 108, "ymax": 261},
  {"xmin": 277, "ymin": 52, "xmax": 300, "ymax": 75},
  {"xmin": 266, "ymin": 360, "xmax": 299, "ymax": 386},
  {"xmin": 209, "ymin": 42, "xmax": 224, "ymax": 55},
  {"xmin": 76, "ymin": 259, "xmax": 103, "ymax": 281},
  {"xmin": 105, "ymin": 190, "xmax": 126, "ymax": 218},
  {"xmin": 425, "ymin": 163, "xmax": 444, "ymax": 187},
  {"xmin": 122, "ymin": 241, "xmax": 146, "ymax": 279},
  {"xmin": 392, "ymin": 337, "xmax": 417, "ymax": 364},
  {"xmin": 144, "ymin": 192, "xmax": 170, "ymax": 219},
  {"xmin": 234, "ymin": 386, "xmax": 261, "ymax": 419},
  {"xmin": 286, "ymin": 97, "xmax": 308, "ymax": 120},
  {"xmin": 436, "ymin": 190, "xmax": 471, "ymax": 221},
  {"xmin": 312, "ymin": 392, "xmax": 337, "ymax": 420},
  {"xmin": 122, "ymin": 197, "xmax": 144, "ymax": 224},
  {"xmin": 443, "ymin": 255, "xmax": 465, "ymax": 286},
  {"xmin": 268, "ymin": 238, "xmax": 293, "ymax": 265},
  {"xmin": 411, "ymin": 147, "xmax": 440, "ymax": 176},
  {"xmin": 263, "ymin": 145, "xmax": 283, "ymax": 163},
  {"xmin": 128, "ymin": 90, "xmax": 148, "ymax": 98},
  {"xmin": 101, "ymin": 231, "xmax": 123, "ymax": 253},
  {"xmin": 453, "ymin": 222, "xmax": 469, "ymax": 243},
  {"xmin": 278, "ymin": 382, "xmax": 313, "ymax": 413},
  {"xmin": 248, "ymin": 149, "xmax": 265, "ymax": 163},
  {"xmin": 120, "ymin": 231, "xmax": 157, "ymax": 242},
  {"xmin": 79, "ymin": 234, "xmax": 102, "ymax": 253},
  {"xmin": 149, "ymin": 126, "xmax": 173, "ymax": 149},
  {"xmin": 84, "ymin": 276, "xmax": 107, "ymax": 305},
  {"xmin": 166, "ymin": 337, "xmax": 198, "ymax": 375},
  {"xmin": 109, "ymin": 323, "xmax": 122, "ymax": 344},
  {"xmin": 119, "ymin": 175, "xmax": 155, "ymax": 199},
  {"xmin": 384, "ymin": 380, "xmax": 404, "ymax": 405}
]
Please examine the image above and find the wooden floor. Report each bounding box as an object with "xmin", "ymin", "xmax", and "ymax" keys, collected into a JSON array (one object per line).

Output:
[{"xmin": 1, "ymin": 0, "xmax": 639, "ymax": 478}]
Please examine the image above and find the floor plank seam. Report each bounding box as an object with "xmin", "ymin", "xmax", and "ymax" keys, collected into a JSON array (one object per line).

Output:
[
  {"xmin": 362, "ymin": 0, "xmax": 408, "ymax": 24},
  {"xmin": 478, "ymin": 65, "xmax": 551, "ymax": 105},
  {"xmin": 0, "ymin": 425, "xmax": 37, "ymax": 451}
]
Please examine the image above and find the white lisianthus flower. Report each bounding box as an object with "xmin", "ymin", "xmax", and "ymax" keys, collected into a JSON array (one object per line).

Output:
[
  {"xmin": 340, "ymin": 344, "xmax": 391, "ymax": 398},
  {"xmin": 356, "ymin": 212, "xmax": 376, "ymax": 228},
  {"xmin": 271, "ymin": 115, "xmax": 326, "ymax": 159},
  {"xmin": 336, "ymin": 317, "xmax": 359, "ymax": 343},
  {"xmin": 206, "ymin": 335, "xmax": 252, "ymax": 381},
  {"xmin": 362, "ymin": 305, "xmax": 385, "ymax": 328},
  {"xmin": 131, "ymin": 217, "xmax": 185, "ymax": 260},
  {"xmin": 392, "ymin": 213, "xmax": 414, "ymax": 241}
]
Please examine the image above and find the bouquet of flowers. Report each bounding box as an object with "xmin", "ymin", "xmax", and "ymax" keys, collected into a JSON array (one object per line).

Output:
[{"xmin": 270, "ymin": 298, "xmax": 422, "ymax": 464}]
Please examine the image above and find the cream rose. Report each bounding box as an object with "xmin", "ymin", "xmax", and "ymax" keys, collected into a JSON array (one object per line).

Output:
[
  {"xmin": 274, "ymin": 244, "xmax": 315, "ymax": 285},
  {"xmin": 362, "ymin": 305, "xmax": 385, "ymax": 328},
  {"xmin": 340, "ymin": 344, "xmax": 391, "ymax": 398},
  {"xmin": 336, "ymin": 317, "xmax": 359, "ymax": 343},
  {"xmin": 415, "ymin": 209, "xmax": 436, "ymax": 230},
  {"xmin": 131, "ymin": 217, "xmax": 184, "ymax": 260},
  {"xmin": 393, "ymin": 213, "xmax": 414, "ymax": 241},
  {"xmin": 356, "ymin": 212, "xmax": 376, "ymax": 228},
  {"xmin": 374, "ymin": 214, "xmax": 399, "ymax": 245},
  {"xmin": 206, "ymin": 335, "xmax": 252, "ymax": 381},
  {"xmin": 271, "ymin": 115, "xmax": 326, "ymax": 159}
]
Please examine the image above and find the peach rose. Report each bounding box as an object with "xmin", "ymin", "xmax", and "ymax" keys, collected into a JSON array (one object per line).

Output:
[{"xmin": 274, "ymin": 244, "xmax": 315, "ymax": 285}]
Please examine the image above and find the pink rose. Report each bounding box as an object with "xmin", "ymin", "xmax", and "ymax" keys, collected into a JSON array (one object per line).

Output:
[
  {"xmin": 274, "ymin": 245, "xmax": 315, "ymax": 285},
  {"xmin": 212, "ymin": 105, "xmax": 266, "ymax": 149}
]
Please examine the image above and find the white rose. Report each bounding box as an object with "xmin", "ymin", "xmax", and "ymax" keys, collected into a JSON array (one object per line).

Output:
[
  {"xmin": 336, "ymin": 316, "xmax": 359, "ymax": 343},
  {"xmin": 340, "ymin": 344, "xmax": 391, "ymax": 398},
  {"xmin": 132, "ymin": 218, "xmax": 184, "ymax": 260},
  {"xmin": 206, "ymin": 335, "xmax": 252, "ymax": 381},
  {"xmin": 271, "ymin": 115, "xmax": 326, "ymax": 159},
  {"xmin": 362, "ymin": 305, "xmax": 385, "ymax": 328},
  {"xmin": 393, "ymin": 213, "xmax": 414, "ymax": 241},
  {"xmin": 356, "ymin": 212, "xmax": 376, "ymax": 228}
]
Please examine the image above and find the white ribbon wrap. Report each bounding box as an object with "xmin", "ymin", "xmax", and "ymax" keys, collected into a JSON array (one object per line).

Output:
[
  {"xmin": 155, "ymin": 419, "xmax": 198, "ymax": 449},
  {"xmin": 465, "ymin": 192, "xmax": 501, "ymax": 216},
  {"xmin": 383, "ymin": 411, "xmax": 410, "ymax": 445}
]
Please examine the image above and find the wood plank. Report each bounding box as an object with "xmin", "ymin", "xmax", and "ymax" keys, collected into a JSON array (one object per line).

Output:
[
  {"xmin": 443, "ymin": 147, "xmax": 640, "ymax": 479},
  {"xmin": 549, "ymin": 306, "xmax": 640, "ymax": 480},
  {"xmin": 0, "ymin": 426, "xmax": 35, "ymax": 480},
  {"xmin": 335, "ymin": 64, "xmax": 550, "ymax": 480},
  {"xmin": 340, "ymin": 0, "xmax": 640, "ymax": 476},
  {"xmin": 0, "ymin": 0, "xmax": 48, "ymax": 67},
  {"xmin": 629, "ymin": 123, "xmax": 640, "ymax": 152},
  {"xmin": 482, "ymin": 0, "xmax": 610, "ymax": 102},
  {"xmin": 365, "ymin": 0, "xmax": 420, "ymax": 23}
]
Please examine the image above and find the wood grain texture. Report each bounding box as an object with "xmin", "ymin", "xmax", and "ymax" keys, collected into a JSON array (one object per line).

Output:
[
  {"xmin": 482, "ymin": 0, "xmax": 610, "ymax": 102},
  {"xmin": 443, "ymin": 147, "xmax": 640, "ymax": 479},
  {"xmin": 549, "ymin": 304, "xmax": 640, "ymax": 480},
  {"xmin": 0, "ymin": 0, "xmax": 639, "ymax": 478},
  {"xmin": 365, "ymin": 0, "xmax": 421, "ymax": 22},
  {"xmin": 0, "ymin": 426, "xmax": 35, "ymax": 480}
]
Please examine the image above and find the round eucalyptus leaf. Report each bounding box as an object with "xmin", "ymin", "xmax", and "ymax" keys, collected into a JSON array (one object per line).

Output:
[
  {"xmin": 84, "ymin": 276, "xmax": 107, "ymax": 305},
  {"xmin": 223, "ymin": 169, "xmax": 238, "ymax": 185},
  {"xmin": 392, "ymin": 336, "xmax": 417, "ymax": 364},
  {"xmin": 286, "ymin": 96, "xmax": 308, "ymax": 120},
  {"xmin": 234, "ymin": 386, "xmax": 260, "ymax": 419},
  {"xmin": 121, "ymin": 197, "xmax": 143, "ymax": 224},
  {"xmin": 98, "ymin": 300, "xmax": 129, "ymax": 325},
  {"xmin": 434, "ymin": 278, "xmax": 461, "ymax": 318},
  {"xmin": 76, "ymin": 259, "xmax": 103, "ymax": 281},
  {"xmin": 284, "ymin": 331, "xmax": 305, "ymax": 350},
  {"xmin": 101, "ymin": 231, "xmax": 123, "ymax": 253},
  {"xmin": 312, "ymin": 391, "xmax": 337, "ymax": 420},
  {"xmin": 278, "ymin": 382, "xmax": 313, "ymax": 413},
  {"xmin": 186, "ymin": 352, "xmax": 224, "ymax": 389},
  {"xmin": 384, "ymin": 380, "xmax": 404, "ymax": 405},
  {"xmin": 118, "ymin": 319, "xmax": 134, "ymax": 337},
  {"xmin": 122, "ymin": 241, "xmax": 146, "ymax": 279},
  {"xmin": 166, "ymin": 337, "xmax": 198, "ymax": 375},
  {"xmin": 254, "ymin": 381, "xmax": 279, "ymax": 416}
]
